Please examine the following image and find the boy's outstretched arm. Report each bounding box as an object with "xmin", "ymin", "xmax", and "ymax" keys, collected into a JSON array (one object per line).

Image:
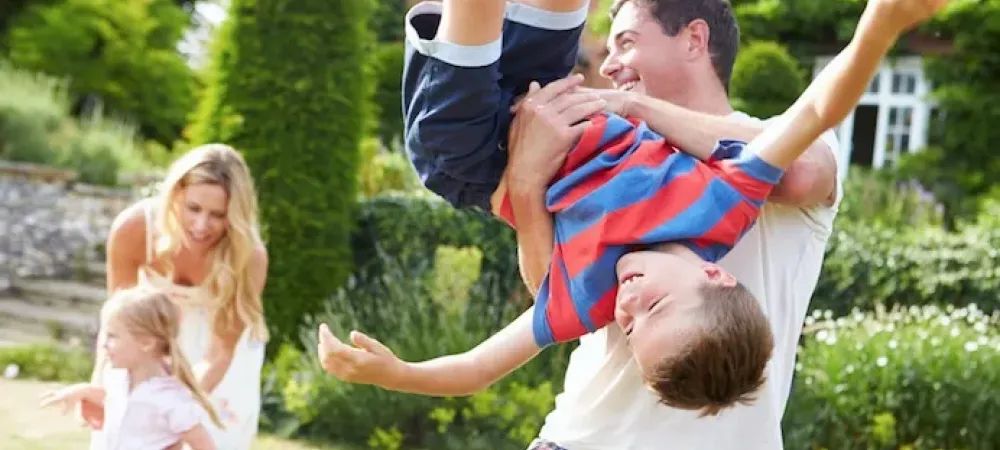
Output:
[
  {"xmin": 317, "ymin": 310, "xmax": 540, "ymax": 397},
  {"xmin": 751, "ymin": 0, "xmax": 948, "ymax": 170}
]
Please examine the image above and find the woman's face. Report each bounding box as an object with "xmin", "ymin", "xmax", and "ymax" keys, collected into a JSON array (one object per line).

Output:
[{"xmin": 176, "ymin": 183, "xmax": 229, "ymax": 252}]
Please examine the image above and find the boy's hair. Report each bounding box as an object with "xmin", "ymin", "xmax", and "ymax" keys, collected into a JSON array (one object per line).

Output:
[
  {"xmin": 609, "ymin": 0, "xmax": 740, "ymax": 92},
  {"xmin": 644, "ymin": 282, "xmax": 774, "ymax": 416}
]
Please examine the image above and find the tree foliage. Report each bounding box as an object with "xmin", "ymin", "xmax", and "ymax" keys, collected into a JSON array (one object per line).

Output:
[
  {"xmin": 190, "ymin": 0, "xmax": 375, "ymax": 349},
  {"xmin": 4, "ymin": 0, "xmax": 196, "ymax": 145}
]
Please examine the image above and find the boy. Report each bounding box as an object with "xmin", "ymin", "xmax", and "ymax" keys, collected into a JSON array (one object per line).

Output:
[{"xmin": 324, "ymin": 0, "xmax": 948, "ymax": 416}]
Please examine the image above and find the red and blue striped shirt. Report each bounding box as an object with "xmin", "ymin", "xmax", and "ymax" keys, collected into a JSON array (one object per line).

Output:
[{"xmin": 499, "ymin": 113, "xmax": 784, "ymax": 347}]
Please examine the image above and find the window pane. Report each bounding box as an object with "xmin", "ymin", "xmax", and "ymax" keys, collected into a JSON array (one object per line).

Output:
[{"xmin": 868, "ymin": 75, "xmax": 880, "ymax": 94}]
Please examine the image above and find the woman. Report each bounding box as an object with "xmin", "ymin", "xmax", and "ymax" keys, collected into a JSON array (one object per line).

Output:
[{"xmin": 85, "ymin": 143, "xmax": 269, "ymax": 449}]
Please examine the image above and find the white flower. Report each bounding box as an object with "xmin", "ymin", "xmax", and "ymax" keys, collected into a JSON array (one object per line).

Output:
[
  {"xmin": 3, "ymin": 364, "xmax": 18, "ymax": 379},
  {"xmin": 888, "ymin": 339, "xmax": 898, "ymax": 349},
  {"xmin": 876, "ymin": 356, "xmax": 888, "ymax": 367},
  {"xmin": 965, "ymin": 341, "xmax": 979, "ymax": 352}
]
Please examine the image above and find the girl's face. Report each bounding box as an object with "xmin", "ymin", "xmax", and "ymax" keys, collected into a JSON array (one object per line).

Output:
[
  {"xmin": 102, "ymin": 315, "xmax": 156, "ymax": 370},
  {"xmin": 175, "ymin": 183, "xmax": 229, "ymax": 252}
]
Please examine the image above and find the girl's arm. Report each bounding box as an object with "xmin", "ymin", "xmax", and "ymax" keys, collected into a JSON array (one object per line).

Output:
[
  {"xmin": 40, "ymin": 383, "xmax": 106, "ymax": 411},
  {"xmin": 179, "ymin": 424, "xmax": 216, "ymax": 450},
  {"xmin": 318, "ymin": 308, "xmax": 540, "ymax": 397}
]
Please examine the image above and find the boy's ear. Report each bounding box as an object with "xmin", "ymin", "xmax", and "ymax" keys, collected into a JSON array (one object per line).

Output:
[{"xmin": 701, "ymin": 263, "xmax": 738, "ymax": 287}]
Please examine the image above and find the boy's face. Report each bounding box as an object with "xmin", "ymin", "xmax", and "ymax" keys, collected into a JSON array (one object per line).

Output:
[{"xmin": 613, "ymin": 250, "xmax": 737, "ymax": 371}]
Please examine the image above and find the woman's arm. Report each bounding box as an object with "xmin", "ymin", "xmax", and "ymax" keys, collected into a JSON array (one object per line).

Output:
[{"xmin": 197, "ymin": 244, "xmax": 268, "ymax": 394}]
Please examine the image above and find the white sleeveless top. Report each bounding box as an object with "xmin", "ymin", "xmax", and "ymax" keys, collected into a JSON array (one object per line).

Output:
[{"xmin": 91, "ymin": 201, "xmax": 266, "ymax": 450}]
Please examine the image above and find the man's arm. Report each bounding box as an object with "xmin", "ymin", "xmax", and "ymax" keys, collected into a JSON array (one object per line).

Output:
[
  {"xmin": 619, "ymin": 94, "xmax": 838, "ymax": 208},
  {"xmin": 506, "ymin": 181, "xmax": 555, "ymax": 296},
  {"xmin": 497, "ymin": 75, "xmax": 602, "ymax": 294}
]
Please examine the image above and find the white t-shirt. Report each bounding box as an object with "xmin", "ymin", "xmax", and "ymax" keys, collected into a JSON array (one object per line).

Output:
[{"xmin": 536, "ymin": 112, "xmax": 843, "ymax": 450}]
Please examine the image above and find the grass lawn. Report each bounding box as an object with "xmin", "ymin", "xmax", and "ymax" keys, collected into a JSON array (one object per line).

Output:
[{"xmin": 0, "ymin": 378, "xmax": 349, "ymax": 450}]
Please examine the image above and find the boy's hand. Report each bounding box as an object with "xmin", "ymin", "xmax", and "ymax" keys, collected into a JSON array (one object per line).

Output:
[
  {"xmin": 865, "ymin": 0, "xmax": 949, "ymax": 36},
  {"xmin": 317, "ymin": 324, "xmax": 404, "ymax": 387},
  {"xmin": 575, "ymin": 87, "xmax": 636, "ymax": 117}
]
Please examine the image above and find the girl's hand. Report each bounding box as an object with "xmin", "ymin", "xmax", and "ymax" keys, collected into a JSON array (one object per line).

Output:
[{"xmin": 40, "ymin": 384, "xmax": 91, "ymax": 415}]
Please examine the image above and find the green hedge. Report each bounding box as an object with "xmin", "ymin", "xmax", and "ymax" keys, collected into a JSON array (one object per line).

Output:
[
  {"xmin": 784, "ymin": 304, "xmax": 1000, "ymax": 449},
  {"xmin": 372, "ymin": 42, "xmax": 404, "ymax": 146},
  {"xmin": 814, "ymin": 222, "xmax": 1000, "ymax": 316},
  {"xmin": 190, "ymin": 0, "xmax": 375, "ymax": 349},
  {"xmin": 0, "ymin": 343, "xmax": 92, "ymax": 382},
  {"xmin": 350, "ymin": 193, "xmax": 522, "ymax": 310}
]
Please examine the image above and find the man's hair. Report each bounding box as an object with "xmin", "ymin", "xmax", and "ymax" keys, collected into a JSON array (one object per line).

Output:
[
  {"xmin": 610, "ymin": 0, "xmax": 740, "ymax": 91},
  {"xmin": 644, "ymin": 282, "xmax": 774, "ymax": 417}
]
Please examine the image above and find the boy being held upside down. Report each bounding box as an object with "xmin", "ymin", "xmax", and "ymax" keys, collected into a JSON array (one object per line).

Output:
[{"xmin": 319, "ymin": 0, "xmax": 950, "ymax": 416}]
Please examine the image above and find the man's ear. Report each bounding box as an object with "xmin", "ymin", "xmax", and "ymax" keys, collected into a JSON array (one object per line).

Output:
[
  {"xmin": 701, "ymin": 263, "xmax": 737, "ymax": 287},
  {"xmin": 684, "ymin": 19, "xmax": 711, "ymax": 60}
]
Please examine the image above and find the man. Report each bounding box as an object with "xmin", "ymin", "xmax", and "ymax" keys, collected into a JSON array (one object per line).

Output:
[{"xmin": 511, "ymin": 0, "xmax": 841, "ymax": 448}]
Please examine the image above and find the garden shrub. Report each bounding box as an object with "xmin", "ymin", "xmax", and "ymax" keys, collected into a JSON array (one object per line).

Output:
[
  {"xmin": 784, "ymin": 304, "xmax": 1000, "ymax": 450},
  {"xmin": 357, "ymin": 137, "xmax": 419, "ymax": 198},
  {"xmin": 0, "ymin": 59, "xmax": 69, "ymax": 165},
  {"xmin": 372, "ymin": 42, "xmax": 405, "ymax": 146},
  {"xmin": 730, "ymin": 40, "xmax": 805, "ymax": 119},
  {"xmin": 835, "ymin": 167, "xmax": 944, "ymax": 230},
  {"xmin": 5, "ymin": 0, "xmax": 196, "ymax": 145},
  {"xmin": 351, "ymin": 193, "xmax": 522, "ymax": 311},
  {"xmin": 191, "ymin": 0, "xmax": 376, "ymax": 349},
  {"xmin": 813, "ymin": 222, "xmax": 1000, "ymax": 316},
  {"xmin": 0, "ymin": 343, "xmax": 92, "ymax": 382},
  {"xmin": 0, "ymin": 60, "xmax": 153, "ymax": 185}
]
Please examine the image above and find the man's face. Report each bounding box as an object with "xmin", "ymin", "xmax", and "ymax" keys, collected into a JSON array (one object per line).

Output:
[{"xmin": 599, "ymin": 1, "xmax": 692, "ymax": 102}]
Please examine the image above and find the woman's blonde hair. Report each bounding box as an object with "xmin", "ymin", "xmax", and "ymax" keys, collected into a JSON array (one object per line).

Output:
[
  {"xmin": 102, "ymin": 287, "xmax": 224, "ymax": 428},
  {"xmin": 153, "ymin": 143, "xmax": 267, "ymax": 341}
]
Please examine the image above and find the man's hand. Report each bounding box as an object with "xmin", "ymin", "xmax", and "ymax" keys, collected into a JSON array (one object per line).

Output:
[
  {"xmin": 507, "ymin": 74, "xmax": 606, "ymax": 189},
  {"xmin": 317, "ymin": 323, "xmax": 403, "ymax": 387}
]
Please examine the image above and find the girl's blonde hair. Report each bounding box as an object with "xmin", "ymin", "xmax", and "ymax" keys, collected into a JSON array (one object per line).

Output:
[
  {"xmin": 102, "ymin": 287, "xmax": 224, "ymax": 428},
  {"xmin": 153, "ymin": 143, "xmax": 267, "ymax": 341}
]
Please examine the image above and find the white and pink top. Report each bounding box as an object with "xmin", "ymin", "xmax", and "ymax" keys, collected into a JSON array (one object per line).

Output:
[{"xmin": 101, "ymin": 369, "xmax": 204, "ymax": 450}]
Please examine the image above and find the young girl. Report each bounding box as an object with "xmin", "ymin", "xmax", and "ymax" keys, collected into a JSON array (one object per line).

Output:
[{"xmin": 40, "ymin": 286, "xmax": 222, "ymax": 450}]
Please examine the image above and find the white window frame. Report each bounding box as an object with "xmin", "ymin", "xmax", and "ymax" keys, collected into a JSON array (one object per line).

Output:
[{"xmin": 812, "ymin": 55, "xmax": 937, "ymax": 177}]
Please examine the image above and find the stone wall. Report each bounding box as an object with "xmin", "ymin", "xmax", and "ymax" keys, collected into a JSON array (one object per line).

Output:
[{"xmin": 0, "ymin": 161, "xmax": 143, "ymax": 285}]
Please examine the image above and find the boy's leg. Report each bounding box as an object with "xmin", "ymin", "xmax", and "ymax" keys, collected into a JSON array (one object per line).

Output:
[
  {"xmin": 403, "ymin": 0, "xmax": 510, "ymax": 211},
  {"xmin": 498, "ymin": 0, "xmax": 590, "ymax": 101}
]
